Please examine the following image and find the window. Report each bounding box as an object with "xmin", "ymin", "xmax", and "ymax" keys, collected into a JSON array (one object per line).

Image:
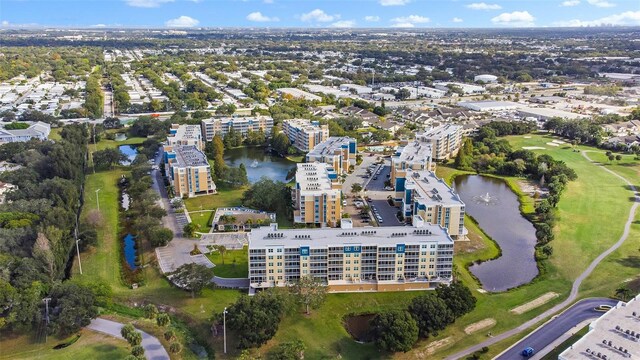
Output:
[
  {"xmin": 397, "ymin": 267, "xmax": 403, "ymax": 271},
  {"xmin": 268, "ymin": 249, "xmax": 274, "ymax": 253},
  {"xmin": 268, "ymin": 262, "xmax": 273, "ymax": 267},
  {"xmin": 269, "ymin": 269, "xmax": 274, "ymax": 274},
  {"xmin": 303, "ymin": 263, "xmax": 307, "ymax": 267},
  {"xmin": 268, "ymin": 256, "xmax": 273, "ymax": 260}
]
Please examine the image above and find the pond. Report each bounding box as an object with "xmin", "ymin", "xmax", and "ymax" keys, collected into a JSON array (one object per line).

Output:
[
  {"xmin": 224, "ymin": 147, "xmax": 296, "ymax": 183},
  {"xmin": 453, "ymin": 175, "xmax": 538, "ymax": 292},
  {"xmin": 119, "ymin": 145, "xmax": 138, "ymax": 166},
  {"xmin": 114, "ymin": 133, "xmax": 127, "ymax": 141},
  {"xmin": 123, "ymin": 233, "xmax": 138, "ymax": 270},
  {"xmin": 344, "ymin": 314, "xmax": 375, "ymax": 343}
]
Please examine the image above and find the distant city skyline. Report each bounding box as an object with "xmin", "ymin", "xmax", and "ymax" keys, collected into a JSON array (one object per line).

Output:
[{"xmin": 1, "ymin": 0, "xmax": 640, "ymax": 29}]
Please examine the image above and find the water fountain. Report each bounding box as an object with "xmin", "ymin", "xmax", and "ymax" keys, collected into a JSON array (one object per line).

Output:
[{"xmin": 473, "ymin": 192, "xmax": 499, "ymax": 205}]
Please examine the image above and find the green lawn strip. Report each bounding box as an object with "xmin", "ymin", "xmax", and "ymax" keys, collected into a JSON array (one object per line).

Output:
[
  {"xmin": 0, "ymin": 329, "xmax": 130, "ymax": 360},
  {"xmin": 206, "ymin": 247, "xmax": 248, "ymax": 278},
  {"xmin": 188, "ymin": 210, "xmax": 214, "ymax": 233},
  {"xmin": 183, "ymin": 187, "xmax": 245, "ymax": 212},
  {"xmin": 541, "ymin": 324, "xmax": 590, "ymax": 360}
]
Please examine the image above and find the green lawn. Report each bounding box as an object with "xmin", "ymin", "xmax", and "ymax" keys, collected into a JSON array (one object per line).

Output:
[
  {"xmin": 183, "ymin": 187, "xmax": 245, "ymax": 212},
  {"xmin": 206, "ymin": 247, "xmax": 249, "ymax": 278},
  {"xmin": 0, "ymin": 329, "xmax": 130, "ymax": 360},
  {"xmin": 188, "ymin": 210, "xmax": 214, "ymax": 233}
]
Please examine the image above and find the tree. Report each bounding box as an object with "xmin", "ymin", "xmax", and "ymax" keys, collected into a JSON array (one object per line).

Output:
[
  {"xmin": 542, "ymin": 245, "xmax": 553, "ymax": 258},
  {"xmin": 396, "ymin": 88, "xmax": 411, "ymax": 100},
  {"xmin": 183, "ymin": 222, "xmax": 200, "ymax": 238},
  {"xmin": 169, "ymin": 342, "xmax": 182, "ymax": 354},
  {"xmin": 435, "ymin": 281, "xmax": 477, "ymax": 318},
  {"xmin": 164, "ymin": 329, "xmax": 176, "ymax": 341},
  {"xmin": 128, "ymin": 332, "xmax": 142, "ymax": 346},
  {"xmin": 143, "ymin": 304, "xmax": 158, "ymax": 319},
  {"xmin": 156, "ymin": 312, "xmax": 171, "ymax": 327},
  {"xmin": 131, "ymin": 345, "xmax": 145, "ymax": 357},
  {"xmin": 212, "ymin": 245, "xmax": 227, "ymax": 264},
  {"xmin": 121, "ymin": 323, "xmax": 136, "ymax": 342},
  {"xmin": 93, "ymin": 148, "xmax": 127, "ymax": 170},
  {"xmin": 149, "ymin": 227, "xmax": 173, "ymax": 247},
  {"xmin": 170, "ymin": 263, "xmax": 213, "ymax": 298},
  {"xmin": 49, "ymin": 283, "xmax": 98, "ymax": 336},
  {"xmin": 615, "ymin": 154, "xmax": 622, "ymax": 161},
  {"xmin": 351, "ymin": 183, "xmax": 363, "ymax": 195},
  {"xmin": 615, "ymin": 286, "xmax": 631, "ymax": 301},
  {"xmin": 226, "ymin": 290, "xmax": 289, "ymax": 348},
  {"xmin": 271, "ymin": 132, "xmax": 291, "ymax": 156},
  {"xmin": 210, "ymin": 135, "xmax": 226, "ymax": 180},
  {"xmin": 371, "ymin": 310, "xmax": 419, "ymax": 353},
  {"xmin": 408, "ymin": 294, "xmax": 454, "ymax": 337},
  {"xmin": 290, "ymin": 275, "xmax": 327, "ymax": 315},
  {"xmin": 268, "ymin": 340, "xmax": 305, "ymax": 360}
]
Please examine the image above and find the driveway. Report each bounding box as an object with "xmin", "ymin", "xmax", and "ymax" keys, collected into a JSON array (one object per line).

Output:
[
  {"xmin": 495, "ymin": 298, "xmax": 618, "ymax": 359},
  {"xmin": 87, "ymin": 318, "xmax": 169, "ymax": 360},
  {"xmin": 342, "ymin": 154, "xmax": 377, "ymax": 195}
]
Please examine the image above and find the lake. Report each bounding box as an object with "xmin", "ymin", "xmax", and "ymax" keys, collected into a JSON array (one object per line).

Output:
[
  {"xmin": 123, "ymin": 233, "xmax": 138, "ymax": 270},
  {"xmin": 453, "ymin": 175, "xmax": 538, "ymax": 292},
  {"xmin": 119, "ymin": 145, "xmax": 138, "ymax": 165},
  {"xmin": 224, "ymin": 147, "xmax": 296, "ymax": 183}
]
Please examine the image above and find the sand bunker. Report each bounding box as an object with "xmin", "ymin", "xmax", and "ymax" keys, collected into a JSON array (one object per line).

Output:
[
  {"xmin": 464, "ymin": 318, "xmax": 497, "ymax": 334},
  {"xmin": 510, "ymin": 292, "xmax": 559, "ymax": 314},
  {"xmin": 523, "ymin": 146, "xmax": 545, "ymax": 150}
]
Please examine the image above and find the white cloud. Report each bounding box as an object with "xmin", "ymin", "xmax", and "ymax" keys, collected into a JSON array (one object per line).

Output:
[
  {"xmin": 246, "ymin": 12, "xmax": 279, "ymax": 22},
  {"xmin": 125, "ymin": 0, "xmax": 173, "ymax": 8},
  {"xmin": 586, "ymin": 0, "xmax": 615, "ymax": 7},
  {"xmin": 554, "ymin": 11, "xmax": 640, "ymax": 26},
  {"xmin": 391, "ymin": 15, "xmax": 430, "ymax": 26},
  {"xmin": 560, "ymin": 0, "xmax": 580, "ymax": 6},
  {"xmin": 391, "ymin": 22, "xmax": 415, "ymax": 28},
  {"xmin": 165, "ymin": 15, "xmax": 199, "ymax": 27},
  {"xmin": 365, "ymin": 15, "xmax": 381, "ymax": 22},
  {"xmin": 452, "ymin": 17, "xmax": 464, "ymax": 23},
  {"xmin": 301, "ymin": 9, "xmax": 338, "ymax": 22},
  {"xmin": 466, "ymin": 2, "xmax": 502, "ymax": 10},
  {"xmin": 92, "ymin": 24, "xmax": 107, "ymax": 28},
  {"xmin": 331, "ymin": 20, "xmax": 356, "ymax": 28},
  {"xmin": 491, "ymin": 11, "xmax": 535, "ymax": 26},
  {"xmin": 1, "ymin": 20, "xmax": 10, "ymax": 27},
  {"xmin": 379, "ymin": 0, "xmax": 411, "ymax": 6}
]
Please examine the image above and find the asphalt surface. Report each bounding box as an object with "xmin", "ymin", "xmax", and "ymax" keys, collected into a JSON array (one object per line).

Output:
[
  {"xmin": 446, "ymin": 151, "xmax": 640, "ymax": 359},
  {"xmin": 496, "ymin": 298, "xmax": 618, "ymax": 359},
  {"xmin": 87, "ymin": 318, "xmax": 170, "ymax": 360}
]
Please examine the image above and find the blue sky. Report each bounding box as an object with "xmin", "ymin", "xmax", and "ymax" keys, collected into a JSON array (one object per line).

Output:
[{"xmin": 1, "ymin": 0, "xmax": 639, "ymax": 28}]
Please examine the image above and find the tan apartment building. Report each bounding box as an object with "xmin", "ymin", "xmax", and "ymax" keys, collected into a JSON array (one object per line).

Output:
[
  {"xmin": 165, "ymin": 145, "xmax": 216, "ymax": 198},
  {"xmin": 421, "ymin": 124, "xmax": 463, "ymax": 160},
  {"xmin": 248, "ymin": 219, "xmax": 454, "ymax": 293},
  {"xmin": 391, "ymin": 136, "xmax": 434, "ymax": 192},
  {"xmin": 292, "ymin": 162, "xmax": 342, "ymax": 227},
  {"xmin": 166, "ymin": 124, "xmax": 204, "ymax": 151},
  {"xmin": 305, "ymin": 136, "xmax": 357, "ymax": 175},
  {"xmin": 282, "ymin": 119, "xmax": 329, "ymax": 152},
  {"xmin": 201, "ymin": 116, "xmax": 274, "ymax": 141}
]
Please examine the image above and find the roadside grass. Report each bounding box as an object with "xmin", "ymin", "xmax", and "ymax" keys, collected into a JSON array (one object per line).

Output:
[
  {"xmin": 541, "ymin": 325, "xmax": 590, "ymax": 360},
  {"xmin": 206, "ymin": 247, "xmax": 249, "ymax": 278},
  {"xmin": 0, "ymin": 329, "xmax": 130, "ymax": 360}
]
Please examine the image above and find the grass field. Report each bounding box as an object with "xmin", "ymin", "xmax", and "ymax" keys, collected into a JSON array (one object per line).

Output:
[
  {"xmin": 206, "ymin": 247, "xmax": 249, "ymax": 278},
  {"xmin": 0, "ymin": 329, "xmax": 130, "ymax": 360}
]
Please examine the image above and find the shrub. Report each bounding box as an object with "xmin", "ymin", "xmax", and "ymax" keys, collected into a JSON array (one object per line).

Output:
[
  {"xmin": 143, "ymin": 304, "xmax": 158, "ymax": 319},
  {"xmin": 131, "ymin": 345, "xmax": 145, "ymax": 357},
  {"xmin": 156, "ymin": 313, "xmax": 170, "ymax": 327},
  {"xmin": 169, "ymin": 342, "xmax": 182, "ymax": 354},
  {"xmin": 164, "ymin": 329, "xmax": 176, "ymax": 341},
  {"xmin": 120, "ymin": 323, "xmax": 136, "ymax": 341}
]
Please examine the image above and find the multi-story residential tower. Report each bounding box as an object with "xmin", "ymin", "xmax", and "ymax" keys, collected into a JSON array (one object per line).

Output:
[
  {"xmin": 421, "ymin": 124, "xmax": 463, "ymax": 161},
  {"xmin": 292, "ymin": 162, "xmax": 342, "ymax": 227},
  {"xmin": 164, "ymin": 145, "xmax": 216, "ymax": 198},
  {"xmin": 248, "ymin": 219, "xmax": 454, "ymax": 292},
  {"xmin": 201, "ymin": 116, "xmax": 274, "ymax": 141},
  {"xmin": 390, "ymin": 136, "xmax": 434, "ymax": 191},
  {"xmin": 166, "ymin": 124, "xmax": 204, "ymax": 151},
  {"xmin": 282, "ymin": 119, "xmax": 329, "ymax": 152},
  {"xmin": 305, "ymin": 136, "xmax": 357, "ymax": 175}
]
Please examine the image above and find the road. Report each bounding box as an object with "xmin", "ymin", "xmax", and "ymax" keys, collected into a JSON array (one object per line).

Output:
[
  {"xmin": 495, "ymin": 298, "xmax": 618, "ymax": 359},
  {"xmin": 341, "ymin": 153, "xmax": 377, "ymax": 195},
  {"xmin": 87, "ymin": 318, "xmax": 170, "ymax": 360},
  {"xmin": 446, "ymin": 150, "xmax": 639, "ymax": 359}
]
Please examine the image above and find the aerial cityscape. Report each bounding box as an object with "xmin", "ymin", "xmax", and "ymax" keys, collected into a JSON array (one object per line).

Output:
[{"xmin": 0, "ymin": 1, "xmax": 639, "ymax": 359}]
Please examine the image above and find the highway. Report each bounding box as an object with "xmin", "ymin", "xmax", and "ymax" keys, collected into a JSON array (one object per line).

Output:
[{"xmin": 495, "ymin": 298, "xmax": 618, "ymax": 359}]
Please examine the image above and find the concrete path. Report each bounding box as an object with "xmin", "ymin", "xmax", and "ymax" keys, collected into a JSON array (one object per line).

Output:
[
  {"xmin": 445, "ymin": 150, "xmax": 639, "ymax": 359},
  {"xmin": 87, "ymin": 318, "xmax": 170, "ymax": 360}
]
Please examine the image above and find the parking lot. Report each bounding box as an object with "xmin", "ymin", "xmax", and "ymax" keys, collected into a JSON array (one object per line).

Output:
[{"xmin": 362, "ymin": 162, "xmax": 405, "ymax": 227}]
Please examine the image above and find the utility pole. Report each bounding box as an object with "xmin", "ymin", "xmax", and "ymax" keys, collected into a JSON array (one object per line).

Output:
[
  {"xmin": 95, "ymin": 188, "xmax": 101, "ymax": 211},
  {"xmin": 223, "ymin": 307, "xmax": 228, "ymax": 354},
  {"xmin": 92, "ymin": 123, "xmax": 97, "ymax": 174},
  {"xmin": 75, "ymin": 215, "xmax": 83, "ymax": 275}
]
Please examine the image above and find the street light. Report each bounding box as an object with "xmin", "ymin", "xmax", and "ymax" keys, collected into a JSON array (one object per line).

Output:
[
  {"xmin": 75, "ymin": 214, "xmax": 82, "ymax": 275},
  {"xmin": 95, "ymin": 188, "xmax": 101, "ymax": 211},
  {"xmin": 223, "ymin": 307, "xmax": 228, "ymax": 354}
]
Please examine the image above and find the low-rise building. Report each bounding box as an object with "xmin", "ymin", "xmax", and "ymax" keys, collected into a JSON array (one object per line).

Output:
[
  {"xmin": 165, "ymin": 145, "xmax": 216, "ymax": 198},
  {"xmin": 277, "ymin": 88, "xmax": 322, "ymax": 102},
  {"xmin": 292, "ymin": 162, "xmax": 342, "ymax": 227},
  {"xmin": 306, "ymin": 136, "xmax": 357, "ymax": 175},
  {"xmin": 434, "ymin": 82, "xmax": 485, "ymax": 95},
  {"xmin": 166, "ymin": 124, "xmax": 204, "ymax": 151},
  {"xmin": 559, "ymin": 294, "xmax": 640, "ymax": 360},
  {"xmin": 0, "ymin": 181, "xmax": 17, "ymax": 203},
  {"xmin": 0, "ymin": 122, "xmax": 51, "ymax": 144},
  {"xmin": 248, "ymin": 219, "xmax": 454, "ymax": 292},
  {"xmin": 517, "ymin": 107, "xmax": 589, "ymax": 121},
  {"xmin": 400, "ymin": 169, "xmax": 466, "ymax": 238},
  {"xmin": 201, "ymin": 116, "xmax": 274, "ymax": 141},
  {"xmin": 474, "ymin": 74, "xmax": 498, "ymax": 83},
  {"xmin": 283, "ymin": 119, "xmax": 329, "ymax": 152},
  {"xmin": 458, "ymin": 100, "xmax": 521, "ymax": 112},
  {"xmin": 211, "ymin": 207, "xmax": 276, "ymax": 232},
  {"xmin": 339, "ymin": 84, "xmax": 373, "ymax": 95},
  {"xmin": 421, "ymin": 124, "xmax": 464, "ymax": 161}
]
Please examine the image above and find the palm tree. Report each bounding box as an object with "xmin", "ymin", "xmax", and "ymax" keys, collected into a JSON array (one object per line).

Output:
[{"xmin": 615, "ymin": 286, "xmax": 631, "ymax": 301}]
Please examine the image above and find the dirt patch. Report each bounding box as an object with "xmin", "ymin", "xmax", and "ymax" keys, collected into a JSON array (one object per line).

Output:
[
  {"xmin": 464, "ymin": 318, "xmax": 496, "ymax": 334},
  {"xmin": 455, "ymin": 231, "xmax": 486, "ymax": 255},
  {"xmin": 522, "ymin": 146, "xmax": 546, "ymax": 150},
  {"xmin": 344, "ymin": 314, "xmax": 375, "ymax": 343},
  {"xmin": 510, "ymin": 292, "xmax": 559, "ymax": 314},
  {"xmin": 517, "ymin": 179, "xmax": 549, "ymax": 198},
  {"xmin": 415, "ymin": 337, "xmax": 452, "ymax": 357}
]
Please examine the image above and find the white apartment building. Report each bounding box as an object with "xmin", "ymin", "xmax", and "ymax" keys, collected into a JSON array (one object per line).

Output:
[
  {"xmin": 421, "ymin": 124, "xmax": 463, "ymax": 161},
  {"xmin": 201, "ymin": 116, "xmax": 274, "ymax": 141},
  {"xmin": 292, "ymin": 162, "xmax": 342, "ymax": 227},
  {"xmin": 282, "ymin": 119, "xmax": 329, "ymax": 152}
]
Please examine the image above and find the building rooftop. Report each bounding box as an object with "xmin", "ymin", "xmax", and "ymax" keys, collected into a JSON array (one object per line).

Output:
[
  {"xmin": 393, "ymin": 138, "xmax": 433, "ymax": 167},
  {"xmin": 405, "ymin": 169, "xmax": 465, "ymax": 207},
  {"xmin": 284, "ymin": 119, "xmax": 326, "ymax": 133},
  {"xmin": 249, "ymin": 221, "xmax": 454, "ymax": 248},
  {"xmin": 295, "ymin": 162, "xmax": 337, "ymax": 192},
  {"xmin": 422, "ymin": 124, "xmax": 462, "ymax": 139},
  {"xmin": 518, "ymin": 106, "xmax": 589, "ymax": 120},
  {"xmin": 307, "ymin": 136, "xmax": 355, "ymax": 157},
  {"xmin": 559, "ymin": 294, "xmax": 640, "ymax": 360},
  {"xmin": 458, "ymin": 100, "xmax": 521, "ymax": 111},
  {"xmin": 172, "ymin": 145, "xmax": 209, "ymax": 168},
  {"xmin": 277, "ymin": 88, "xmax": 322, "ymax": 102},
  {"xmin": 168, "ymin": 124, "xmax": 201, "ymax": 141}
]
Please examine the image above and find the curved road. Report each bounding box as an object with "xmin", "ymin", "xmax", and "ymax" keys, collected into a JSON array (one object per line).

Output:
[
  {"xmin": 87, "ymin": 318, "xmax": 170, "ymax": 360},
  {"xmin": 495, "ymin": 298, "xmax": 618, "ymax": 359},
  {"xmin": 446, "ymin": 150, "xmax": 639, "ymax": 360}
]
